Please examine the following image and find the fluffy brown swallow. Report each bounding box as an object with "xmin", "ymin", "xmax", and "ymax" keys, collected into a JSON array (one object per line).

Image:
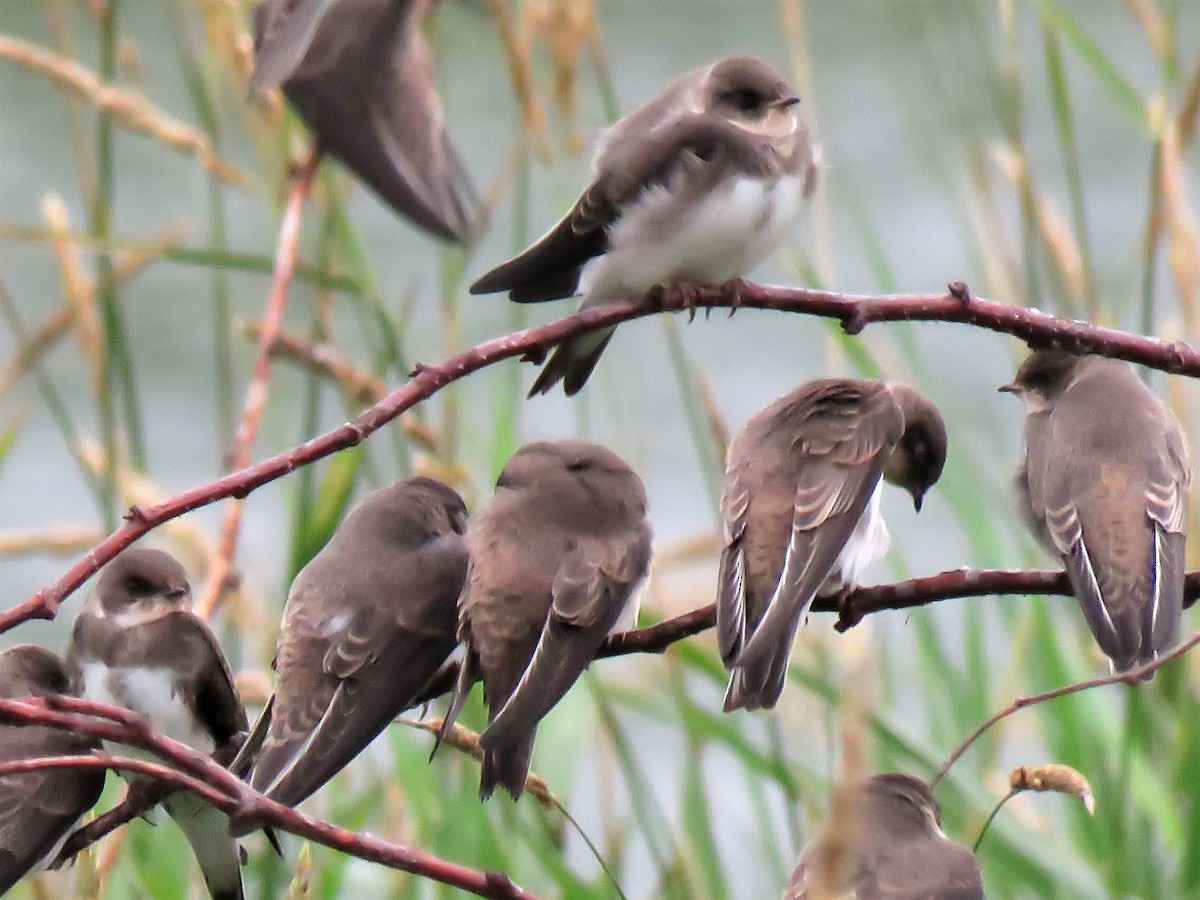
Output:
[
  {"xmin": 469, "ymin": 54, "xmax": 817, "ymax": 396},
  {"xmin": 242, "ymin": 476, "xmax": 468, "ymax": 808},
  {"xmin": 717, "ymin": 379, "xmax": 947, "ymax": 711},
  {"xmin": 439, "ymin": 440, "xmax": 652, "ymax": 799},
  {"xmin": 0, "ymin": 645, "xmax": 105, "ymax": 894},
  {"xmin": 1003, "ymin": 348, "xmax": 1190, "ymax": 672},
  {"xmin": 782, "ymin": 773, "xmax": 985, "ymax": 899},
  {"xmin": 250, "ymin": 0, "xmax": 478, "ymax": 244},
  {"xmin": 67, "ymin": 548, "xmax": 249, "ymax": 900}
]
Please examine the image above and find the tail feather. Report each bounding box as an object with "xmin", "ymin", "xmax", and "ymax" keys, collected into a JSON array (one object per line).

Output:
[
  {"xmin": 722, "ymin": 648, "xmax": 790, "ymax": 712},
  {"xmin": 479, "ymin": 737, "xmax": 535, "ymax": 801},
  {"xmin": 528, "ymin": 329, "xmax": 615, "ymax": 397},
  {"xmin": 164, "ymin": 793, "xmax": 243, "ymax": 900}
]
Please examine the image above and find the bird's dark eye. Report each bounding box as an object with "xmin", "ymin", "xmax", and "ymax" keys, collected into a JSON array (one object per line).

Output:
[
  {"xmin": 566, "ymin": 460, "xmax": 590, "ymax": 473},
  {"xmin": 727, "ymin": 88, "xmax": 764, "ymax": 113},
  {"xmin": 124, "ymin": 575, "xmax": 151, "ymax": 595}
]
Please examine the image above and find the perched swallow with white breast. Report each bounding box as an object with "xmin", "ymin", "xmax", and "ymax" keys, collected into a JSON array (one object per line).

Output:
[
  {"xmin": 439, "ymin": 440, "xmax": 652, "ymax": 799},
  {"xmin": 1003, "ymin": 348, "xmax": 1190, "ymax": 673},
  {"xmin": 717, "ymin": 379, "xmax": 947, "ymax": 711},
  {"xmin": 67, "ymin": 548, "xmax": 250, "ymax": 900},
  {"xmin": 0, "ymin": 645, "xmax": 105, "ymax": 894},
  {"xmin": 250, "ymin": 0, "xmax": 478, "ymax": 244},
  {"xmin": 241, "ymin": 476, "xmax": 468, "ymax": 809},
  {"xmin": 782, "ymin": 773, "xmax": 985, "ymax": 899},
  {"xmin": 469, "ymin": 54, "xmax": 817, "ymax": 396}
]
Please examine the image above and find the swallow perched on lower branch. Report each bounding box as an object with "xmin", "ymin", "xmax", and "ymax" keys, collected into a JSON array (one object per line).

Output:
[
  {"xmin": 0, "ymin": 645, "xmax": 105, "ymax": 895},
  {"xmin": 717, "ymin": 379, "xmax": 947, "ymax": 711},
  {"xmin": 1003, "ymin": 348, "xmax": 1190, "ymax": 673},
  {"xmin": 439, "ymin": 440, "xmax": 653, "ymax": 799},
  {"xmin": 241, "ymin": 476, "xmax": 468, "ymax": 811},
  {"xmin": 67, "ymin": 548, "xmax": 251, "ymax": 900}
]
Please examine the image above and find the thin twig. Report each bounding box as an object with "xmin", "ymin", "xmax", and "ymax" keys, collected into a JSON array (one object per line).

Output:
[
  {"xmin": 6, "ymin": 280, "xmax": 1200, "ymax": 634},
  {"xmin": 931, "ymin": 627, "xmax": 1200, "ymax": 788},
  {"xmin": 199, "ymin": 149, "xmax": 320, "ymax": 617}
]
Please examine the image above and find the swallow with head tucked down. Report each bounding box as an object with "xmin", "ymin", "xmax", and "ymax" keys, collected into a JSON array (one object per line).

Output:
[
  {"xmin": 240, "ymin": 476, "xmax": 468, "ymax": 811},
  {"xmin": 67, "ymin": 548, "xmax": 250, "ymax": 900},
  {"xmin": 717, "ymin": 379, "xmax": 947, "ymax": 711},
  {"xmin": 469, "ymin": 54, "xmax": 818, "ymax": 396},
  {"xmin": 782, "ymin": 773, "xmax": 985, "ymax": 900},
  {"xmin": 1002, "ymin": 348, "xmax": 1190, "ymax": 673},
  {"xmin": 0, "ymin": 645, "xmax": 105, "ymax": 895},
  {"xmin": 250, "ymin": 0, "xmax": 478, "ymax": 244},
  {"xmin": 438, "ymin": 440, "xmax": 652, "ymax": 799}
]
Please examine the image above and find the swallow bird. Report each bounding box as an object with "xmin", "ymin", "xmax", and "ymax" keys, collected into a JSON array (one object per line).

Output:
[
  {"xmin": 67, "ymin": 548, "xmax": 250, "ymax": 900},
  {"xmin": 1003, "ymin": 348, "xmax": 1190, "ymax": 672},
  {"xmin": 242, "ymin": 476, "xmax": 468, "ymax": 809},
  {"xmin": 440, "ymin": 440, "xmax": 653, "ymax": 799},
  {"xmin": 469, "ymin": 54, "xmax": 818, "ymax": 396},
  {"xmin": 717, "ymin": 379, "xmax": 947, "ymax": 711},
  {"xmin": 250, "ymin": 0, "xmax": 478, "ymax": 244},
  {"xmin": 783, "ymin": 773, "xmax": 985, "ymax": 899},
  {"xmin": 0, "ymin": 645, "xmax": 105, "ymax": 894}
]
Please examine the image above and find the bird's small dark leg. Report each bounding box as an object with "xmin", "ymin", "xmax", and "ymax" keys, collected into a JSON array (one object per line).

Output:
[{"xmin": 722, "ymin": 276, "xmax": 751, "ymax": 317}]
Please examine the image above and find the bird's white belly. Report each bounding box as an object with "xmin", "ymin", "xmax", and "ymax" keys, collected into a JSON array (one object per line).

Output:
[
  {"xmin": 819, "ymin": 484, "xmax": 891, "ymax": 595},
  {"xmin": 582, "ymin": 174, "xmax": 806, "ymax": 300},
  {"xmin": 80, "ymin": 662, "xmax": 214, "ymax": 756}
]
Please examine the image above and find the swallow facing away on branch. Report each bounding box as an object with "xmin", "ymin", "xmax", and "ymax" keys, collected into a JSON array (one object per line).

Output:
[
  {"xmin": 67, "ymin": 548, "xmax": 252, "ymax": 900},
  {"xmin": 782, "ymin": 773, "xmax": 985, "ymax": 899},
  {"xmin": 469, "ymin": 54, "xmax": 818, "ymax": 396},
  {"xmin": 240, "ymin": 476, "xmax": 468, "ymax": 810},
  {"xmin": 250, "ymin": 0, "xmax": 478, "ymax": 244},
  {"xmin": 0, "ymin": 644, "xmax": 105, "ymax": 895},
  {"xmin": 717, "ymin": 379, "xmax": 947, "ymax": 711},
  {"xmin": 1003, "ymin": 348, "xmax": 1190, "ymax": 673},
  {"xmin": 439, "ymin": 440, "xmax": 652, "ymax": 799}
]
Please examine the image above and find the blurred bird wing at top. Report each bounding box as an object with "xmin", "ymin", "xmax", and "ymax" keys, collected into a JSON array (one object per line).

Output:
[
  {"xmin": 249, "ymin": 0, "xmax": 341, "ymax": 92},
  {"xmin": 728, "ymin": 394, "xmax": 903, "ymax": 673},
  {"xmin": 255, "ymin": 0, "xmax": 479, "ymax": 244},
  {"xmin": 469, "ymin": 114, "xmax": 785, "ymax": 302},
  {"xmin": 479, "ymin": 524, "xmax": 653, "ymax": 749},
  {"xmin": 0, "ymin": 726, "xmax": 104, "ymax": 894}
]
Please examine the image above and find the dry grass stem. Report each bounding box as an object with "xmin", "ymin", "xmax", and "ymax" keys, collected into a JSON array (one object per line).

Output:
[
  {"xmin": 41, "ymin": 194, "xmax": 104, "ymax": 392},
  {"xmin": 0, "ymin": 35, "xmax": 242, "ymax": 183}
]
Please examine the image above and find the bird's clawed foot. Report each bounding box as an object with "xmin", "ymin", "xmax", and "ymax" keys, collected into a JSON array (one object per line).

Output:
[
  {"xmin": 648, "ymin": 279, "xmax": 705, "ymax": 321},
  {"xmin": 721, "ymin": 277, "xmax": 751, "ymax": 317}
]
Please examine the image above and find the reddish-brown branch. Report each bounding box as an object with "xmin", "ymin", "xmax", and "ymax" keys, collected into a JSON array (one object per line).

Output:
[
  {"xmin": 932, "ymin": 626, "xmax": 1200, "ymax": 788},
  {"xmin": 54, "ymin": 779, "xmax": 173, "ymax": 865},
  {"xmin": 0, "ymin": 696, "xmax": 539, "ymax": 900},
  {"xmin": 597, "ymin": 568, "xmax": 1200, "ymax": 657},
  {"xmin": 5, "ymin": 280, "xmax": 1200, "ymax": 634},
  {"xmin": 199, "ymin": 149, "xmax": 321, "ymax": 618}
]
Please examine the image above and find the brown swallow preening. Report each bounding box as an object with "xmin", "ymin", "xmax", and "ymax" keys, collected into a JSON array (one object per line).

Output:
[
  {"xmin": 469, "ymin": 54, "xmax": 818, "ymax": 397},
  {"xmin": 438, "ymin": 440, "xmax": 653, "ymax": 799},
  {"xmin": 250, "ymin": 0, "xmax": 478, "ymax": 244},
  {"xmin": 1002, "ymin": 348, "xmax": 1190, "ymax": 673},
  {"xmin": 240, "ymin": 476, "xmax": 468, "ymax": 810},
  {"xmin": 717, "ymin": 379, "xmax": 947, "ymax": 711},
  {"xmin": 67, "ymin": 548, "xmax": 251, "ymax": 900},
  {"xmin": 782, "ymin": 773, "xmax": 985, "ymax": 899},
  {"xmin": 0, "ymin": 645, "xmax": 105, "ymax": 895}
]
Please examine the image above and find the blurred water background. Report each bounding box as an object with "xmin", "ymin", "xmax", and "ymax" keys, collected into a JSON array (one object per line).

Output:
[{"xmin": 1, "ymin": 1, "xmax": 1199, "ymax": 898}]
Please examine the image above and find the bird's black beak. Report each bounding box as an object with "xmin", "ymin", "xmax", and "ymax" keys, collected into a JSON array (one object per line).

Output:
[
  {"xmin": 912, "ymin": 491, "xmax": 925, "ymax": 513},
  {"xmin": 998, "ymin": 383, "xmax": 1020, "ymax": 394},
  {"xmin": 776, "ymin": 96, "xmax": 801, "ymax": 110}
]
